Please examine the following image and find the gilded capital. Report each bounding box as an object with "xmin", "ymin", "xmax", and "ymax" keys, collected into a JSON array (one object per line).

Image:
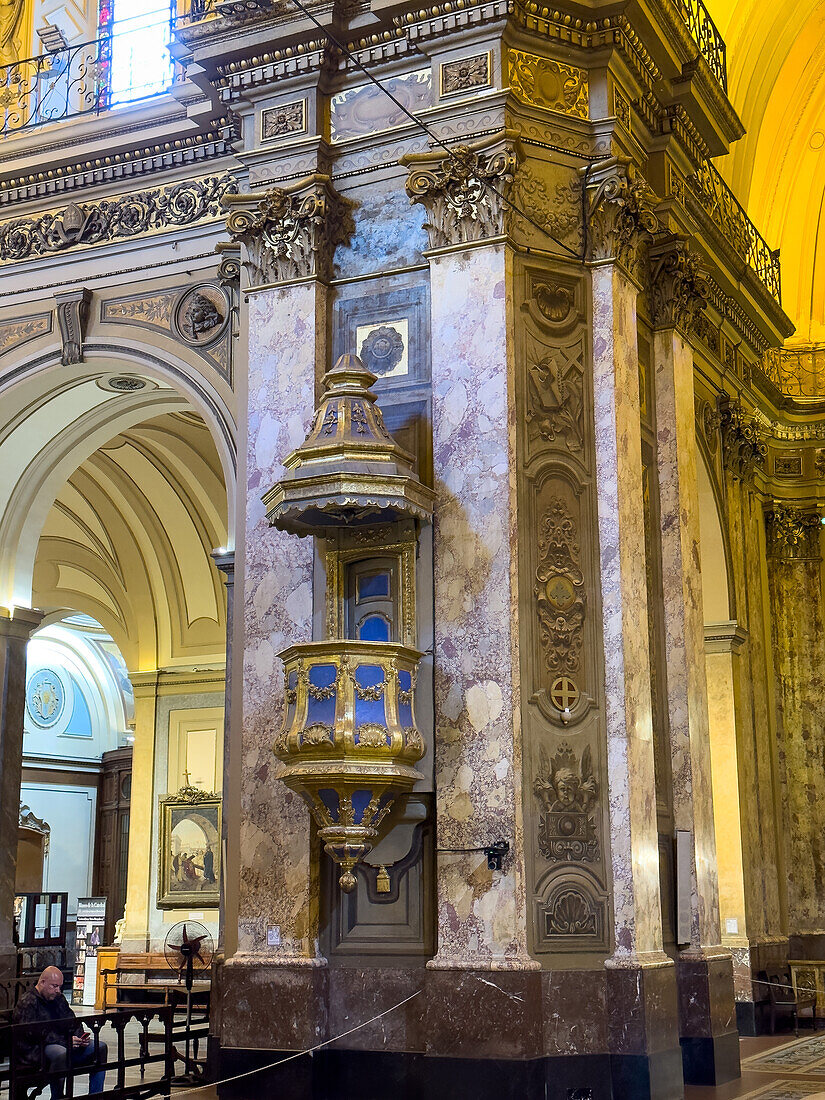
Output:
[
  {"xmin": 648, "ymin": 235, "xmax": 709, "ymax": 333},
  {"xmin": 718, "ymin": 397, "xmax": 767, "ymax": 482},
  {"xmin": 402, "ymin": 131, "xmax": 522, "ymax": 250},
  {"xmin": 584, "ymin": 159, "xmax": 658, "ymax": 277},
  {"xmin": 223, "ymin": 175, "xmax": 352, "ymax": 286},
  {"xmin": 766, "ymin": 504, "xmax": 822, "ymax": 562}
]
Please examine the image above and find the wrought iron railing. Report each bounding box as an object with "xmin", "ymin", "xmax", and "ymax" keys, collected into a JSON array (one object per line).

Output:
[
  {"xmin": 672, "ymin": 0, "xmax": 728, "ymax": 92},
  {"xmin": 762, "ymin": 346, "xmax": 825, "ymax": 400},
  {"xmin": 686, "ymin": 159, "xmax": 782, "ymax": 306},
  {"xmin": 0, "ymin": 19, "xmax": 176, "ymax": 135},
  {"xmin": 174, "ymin": 0, "xmax": 219, "ymax": 26}
]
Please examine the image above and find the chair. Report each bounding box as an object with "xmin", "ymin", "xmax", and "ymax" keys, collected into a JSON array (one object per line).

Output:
[{"xmin": 767, "ymin": 969, "xmax": 818, "ymax": 1035}]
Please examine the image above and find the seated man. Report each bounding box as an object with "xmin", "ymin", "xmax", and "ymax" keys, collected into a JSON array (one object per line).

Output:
[{"xmin": 12, "ymin": 966, "xmax": 107, "ymax": 1098}]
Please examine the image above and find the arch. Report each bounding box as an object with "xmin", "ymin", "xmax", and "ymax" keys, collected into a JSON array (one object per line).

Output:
[{"xmin": 0, "ymin": 343, "xmax": 237, "ymax": 617}]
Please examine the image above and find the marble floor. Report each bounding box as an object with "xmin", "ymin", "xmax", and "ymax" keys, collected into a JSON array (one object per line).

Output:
[{"xmin": 685, "ymin": 1033, "xmax": 825, "ymax": 1099}]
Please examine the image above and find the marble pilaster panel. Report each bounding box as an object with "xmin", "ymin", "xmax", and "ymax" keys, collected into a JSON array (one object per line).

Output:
[
  {"xmin": 766, "ymin": 508, "xmax": 825, "ymax": 936},
  {"xmin": 590, "ymin": 263, "xmax": 664, "ymax": 962},
  {"xmin": 0, "ymin": 606, "xmax": 42, "ymax": 975},
  {"xmin": 653, "ymin": 325, "xmax": 721, "ymax": 950},
  {"xmin": 122, "ymin": 670, "xmax": 159, "ymax": 951},
  {"xmin": 427, "ymin": 243, "xmax": 533, "ymax": 969},
  {"xmin": 235, "ymin": 282, "xmax": 324, "ymax": 961}
]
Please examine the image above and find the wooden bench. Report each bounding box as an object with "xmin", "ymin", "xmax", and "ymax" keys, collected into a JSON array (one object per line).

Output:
[{"xmin": 763, "ymin": 968, "xmax": 818, "ymax": 1035}]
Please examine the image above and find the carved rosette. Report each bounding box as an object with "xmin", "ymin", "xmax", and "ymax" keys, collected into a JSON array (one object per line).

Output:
[
  {"xmin": 648, "ymin": 236, "xmax": 709, "ymax": 333},
  {"xmin": 766, "ymin": 505, "xmax": 822, "ymax": 562},
  {"xmin": 585, "ymin": 161, "xmax": 658, "ymax": 278},
  {"xmin": 402, "ymin": 132, "xmax": 522, "ymax": 249},
  {"xmin": 719, "ymin": 397, "xmax": 767, "ymax": 481},
  {"xmin": 223, "ymin": 175, "xmax": 352, "ymax": 285}
]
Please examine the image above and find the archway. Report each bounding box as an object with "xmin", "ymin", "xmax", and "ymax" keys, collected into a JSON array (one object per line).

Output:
[{"xmin": 0, "ymin": 350, "xmax": 234, "ymax": 958}]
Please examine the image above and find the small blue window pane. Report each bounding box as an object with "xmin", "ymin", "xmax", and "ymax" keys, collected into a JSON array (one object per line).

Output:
[
  {"xmin": 359, "ymin": 615, "xmax": 390, "ymax": 642},
  {"xmin": 357, "ymin": 572, "xmax": 390, "ymax": 600}
]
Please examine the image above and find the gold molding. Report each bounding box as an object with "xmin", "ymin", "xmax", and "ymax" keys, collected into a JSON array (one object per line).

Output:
[{"xmin": 508, "ymin": 49, "xmax": 588, "ymax": 119}]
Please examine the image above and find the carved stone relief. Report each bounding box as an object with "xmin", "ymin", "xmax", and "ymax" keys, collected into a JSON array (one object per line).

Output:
[
  {"xmin": 534, "ymin": 741, "xmax": 599, "ymax": 862},
  {"xmin": 0, "ymin": 313, "xmax": 51, "ymax": 357},
  {"xmin": 224, "ymin": 176, "xmax": 352, "ymax": 285},
  {"xmin": 766, "ymin": 505, "xmax": 822, "ymax": 561},
  {"xmin": 508, "ymin": 167, "xmax": 580, "ymax": 251},
  {"xmin": 173, "ymin": 284, "xmax": 229, "ymax": 346},
  {"xmin": 403, "ymin": 133, "xmax": 521, "ymax": 249},
  {"xmin": 55, "ymin": 287, "xmax": 91, "ymax": 366},
  {"xmin": 331, "ymin": 70, "xmax": 431, "ymax": 141},
  {"xmin": 440, "ymin": 52, "xmax": 491, "ymax": 96},
  {"xmin": 0, "ymin": 175, "xmax": 237, "ymax": 263},
  {"xmin": 585, "ymin": 161, "xmax": 658, "ymax": 278},
  {"xmin": 508, "ymin": 49, "xmax": 588, "ymax": 118},
  {"xmin": 526, "ymin": 342, "xmax": 584, "ymax": 452},
  {"xmin": 719, "ymin": 396, "xmax": 767, "ymax": 481},
  {"xmin": 534, "ymin": 498, "xmax": 586, "ymax": 681},
  {"xmin": 648, "ymin": 236, "xmax": 709, "ymax": 333},
  {"xmin": 261, "ymin": 100, "xmax": 306, "ymax": 141}
]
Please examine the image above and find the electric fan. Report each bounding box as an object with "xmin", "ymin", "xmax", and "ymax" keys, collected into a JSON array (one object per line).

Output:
[{"xmin": 163, "ymin": 921, "xmax": 214, "ymax": 1084}]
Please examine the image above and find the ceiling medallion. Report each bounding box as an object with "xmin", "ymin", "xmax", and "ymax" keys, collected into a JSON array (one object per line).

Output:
[{"xmin": 96, "ymin": 375, "xmax": 154, "ymax": 393}]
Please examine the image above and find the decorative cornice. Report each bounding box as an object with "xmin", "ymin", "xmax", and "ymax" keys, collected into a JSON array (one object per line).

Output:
[
  {"xmin": 0, "ymin": 130, "xmax": 233, "ymax": 211},
  {"xmin": 648, "ymin": 235, "xmax": 708, "ymax": 334},
  {"xmin": 719, "ymin": 396, "xmax": 767, "ymax": 482},
  {"xmin": 584, "ymin": 158, "xmax": 658, "ymax": 276},
  {"xmin": 401, "ymin": 131, "xmax": 522, "ymax": 250},
  {"xmin": 223, "ymin": 174, "xmax": 352, "ymax": 285},
  {"xmin": 765, "ymin": 504, "xmax": 822, "ymax": 562},
  {"xmin": 0, "ymin": 173, "xmax": 238, "ymax": 264}
]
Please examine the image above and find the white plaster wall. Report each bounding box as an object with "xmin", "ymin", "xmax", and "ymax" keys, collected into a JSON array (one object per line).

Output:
[{"xmin": 19, "ymin": 783, "xmax": 97, "ymax": 920}]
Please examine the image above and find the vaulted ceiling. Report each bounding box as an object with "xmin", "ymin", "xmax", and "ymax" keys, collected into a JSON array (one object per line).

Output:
[{"xmin": 710, "ymin": 0, "xmax": 825, "ymax": 343}]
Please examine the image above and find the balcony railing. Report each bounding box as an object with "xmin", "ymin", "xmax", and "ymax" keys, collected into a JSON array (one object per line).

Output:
[
  {"xmin": 762, "ymin": 346, "xmax": 825, "ymax": 400},
  {"xmin": 686, "ymin": 159, "xmax": 782, "ymax": 306},
  {"xmin": 0, "ymin": 18, "xmax": 176, "ymax": 135},
  {"xmin": 673, "ymin": 0, "xmax": 727, "ymax": 92}
]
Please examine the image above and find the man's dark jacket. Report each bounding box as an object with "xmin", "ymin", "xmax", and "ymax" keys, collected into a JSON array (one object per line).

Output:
[{"xmin": 12, "ymin": 988, "xmax": 82, "ymax": 1065}]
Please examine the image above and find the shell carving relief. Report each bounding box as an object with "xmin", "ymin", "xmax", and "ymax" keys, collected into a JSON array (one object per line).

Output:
[{"xmin": 534, "ymin": 498, "xmax": 586, "ymax": 678}]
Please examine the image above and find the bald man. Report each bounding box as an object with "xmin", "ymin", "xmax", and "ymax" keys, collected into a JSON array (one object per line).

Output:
[{"xmin": 12, "ymin": 966, "xmax": 107, "ymax": 1097}]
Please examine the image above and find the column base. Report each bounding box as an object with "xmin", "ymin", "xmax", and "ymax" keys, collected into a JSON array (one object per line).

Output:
[
  {"xmin": 680, "ymin": 1032, "xmax": 741, "ymax": 1087},
  {"xmin": 216, "ymin": 1047, "xmax": 685, "ymax": 1100},
  {"xmin": 676, "ymin": 952, "xmax": 740, "ymax": 1086}
]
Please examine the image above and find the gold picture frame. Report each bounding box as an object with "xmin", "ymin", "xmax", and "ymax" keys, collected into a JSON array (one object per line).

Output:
[{"xmin": 157, "ymin": 788, "xmax": 221, "ymax": 909}]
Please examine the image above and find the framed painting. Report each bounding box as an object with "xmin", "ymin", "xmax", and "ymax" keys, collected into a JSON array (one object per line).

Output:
[{"xmin": 157, "ymin": 789, "xmax": 221, "ymax": 909}]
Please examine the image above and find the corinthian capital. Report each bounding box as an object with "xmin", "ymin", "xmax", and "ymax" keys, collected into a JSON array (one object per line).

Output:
[
  {"xmin": 649, "ymin": 235, "xmax": 709, "ymax": 333},
  {"xmin": 402, "ymin": 131, "xmax": 522, "ymax": 250},
  {"xmin": 223, "ymin": 175, "xmax": 352, "ymax": 286},
  {"xmin": 584, "ymin": 159, "xmax": 658, "ymax": 277},
  {"xmin": 766, "ymin": 504, "xmax": 822, "ymax": 562}
]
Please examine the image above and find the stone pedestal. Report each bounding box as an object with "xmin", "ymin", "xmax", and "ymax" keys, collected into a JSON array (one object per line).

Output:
[{"xmin": 0, "ymin": 606, "xmax": 42, "ymax": 975}]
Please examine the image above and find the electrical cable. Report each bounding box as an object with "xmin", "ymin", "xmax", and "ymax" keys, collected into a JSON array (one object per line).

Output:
[{"xmin": 279, "ymin": 0, "xmax": 582, "ymax": 260}]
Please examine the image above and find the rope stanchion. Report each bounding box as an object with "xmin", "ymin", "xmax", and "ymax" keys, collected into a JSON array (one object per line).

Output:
[{"xmin": 171, "ymin": 988, "xmax": 422, "ymax": 1098}]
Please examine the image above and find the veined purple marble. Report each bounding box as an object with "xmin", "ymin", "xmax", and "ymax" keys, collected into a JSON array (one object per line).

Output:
[
  {"xmin": 591, "ymin": 264, "xmax": 663, "ymax": 962},
  {"xmin": 238, "ymin": 283, "xmax": 320, "ymax": 960},
  {"xmin": 427, "ymin": 244, "xmax": 534, "ymax": 969},
  {"xmin": 654, "ymin": 327, "xmax": 721, "ymax": 950}
]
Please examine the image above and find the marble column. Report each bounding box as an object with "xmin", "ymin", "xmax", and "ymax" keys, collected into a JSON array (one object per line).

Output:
[
  {"xmin": 403, "ymin": 134, "xmax": 541, "ymax": 1059},
  {"xmin": 649, "ymin": 236, "xmax": 737, "ymax": 1085},
  {"xmin": 765, "ymin": 504, "xmax": 825, "ymax": 945},
  {"xmin": 0, "ymin": 606, "xmax": 42, "ymax": 975},
  {"xmin": 121, "ymin": 670, "xmax": 159, "ymax": 951},
  {"xmin": 211, "ymin": 548, "xmax": 234, "ymax": 958},
  {"xmin": 218, "ymin": 177, "xmax": 347, "ymax": 1049},
  {"xmin": 586, "ymin": 164, "xmax": 681, "ymax": 1094}
]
